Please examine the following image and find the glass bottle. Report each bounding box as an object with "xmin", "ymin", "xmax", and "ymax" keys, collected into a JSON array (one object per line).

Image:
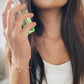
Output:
[{"xmin": 11, "ymin": 0, "xmax": 35, "ymax": 35}]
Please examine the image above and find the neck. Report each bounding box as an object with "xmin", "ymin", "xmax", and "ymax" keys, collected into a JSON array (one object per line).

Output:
[{"xmin": 39, "ymin": 8, "xmax": 62, "ymax": 40}]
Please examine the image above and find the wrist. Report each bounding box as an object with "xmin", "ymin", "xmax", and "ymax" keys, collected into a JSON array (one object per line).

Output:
[
  {"xmin": 11, "ymin": 54, "xmax": 30, "ymax": 68},
  {"xmin": 12, "ymin": 61, "xmax": 30, "ymax": 69},
  {"xmin": 10, "ymin": 62, "xmax": 31, "ymax": 73}
]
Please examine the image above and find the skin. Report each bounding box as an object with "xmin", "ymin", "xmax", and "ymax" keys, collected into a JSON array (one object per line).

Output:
[
  {"xmin": 2, "ymin": 0, "xmax": 69, "ymax": 84},
  {"xmin": 2, "ymin": 0, "xmax": 36, "ymax": 84},
  {"xmin": 33, "ymin": 0, "xmax": 68, "ymax": 9},
  {"xmin": 33, "ymin": 0, "xmax": 70, "ymax": 65}
]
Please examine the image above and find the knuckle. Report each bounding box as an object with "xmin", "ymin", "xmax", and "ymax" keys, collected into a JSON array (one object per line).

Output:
[
  {"xmin": 7, "ymin": 33, "xmax": 10, "ymax": 37},
  {"xmin": 27, "ymin": 23, "xmax": 31, "ymax": 28},
  {"xmin": 23, "ymin": 13, "xmax": 32, "ymax": 19},
  {"xmin": 27, "ymin": 23, "xmax": 35, "ymax": 30},
  {"xmin": 18, "ymin": 14, "xmax": 23, "ymax": 19},
  {"xmin": 27, "ymin": 13, "xmax": 33, "ymax": 17},
  {"xmin": 15, "ymin": 4, "xmax": 21, "ymax": 8},
  {"xmin": 6, "ymin": 30, "xmax": 11, "ymax": 37},
  {"xmin": 17, "ymin": 4, "xmax": 26, "ymax": 9},
  {"xmin": 21, "ymin": 14, "xmax": 27, "ymax": 21},
  {"xmin": 13, "ymin": 35, "xmax": 16, "ymax": 40},
  {"xmin": 8, "ymin": 9, "xmax": 13, "ymax": 15},
  {"xmin": 22, "ymin": 14, "xmax": 28, "ymax": 20},
  {"xmin": 17, "ymin": 14, "xmax": 24, "ymax": 21},
  {"xmin": 12, "ymin": 32, "xmax": 18, "ymax": 40},
  {"xmin": 17, "ymin": 13, "xmax": 33, "ymax": 21},
  {"xmin": 12, "ymin": 34, "xmax": 16, "ymax": 40},
  {"xmin": 13, "ymin": 35, "xmax": 19, "ymax": 41},
  {"xmin": 30, "ymin": 22, "xmax": 36, "ymax": 27}
]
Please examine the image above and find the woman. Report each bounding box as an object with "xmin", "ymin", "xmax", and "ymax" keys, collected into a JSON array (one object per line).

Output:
[{"xmin": 2, "ymin": 0, "xmax": 84, "ymax": 84}]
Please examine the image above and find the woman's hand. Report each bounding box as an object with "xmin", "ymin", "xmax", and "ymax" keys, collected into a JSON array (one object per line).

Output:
[{"xmin": 2, "ymin": 0, "xmax": 36, "ymax": 68}]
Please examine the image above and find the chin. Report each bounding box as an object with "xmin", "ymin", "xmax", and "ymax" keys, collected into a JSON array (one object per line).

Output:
[{"xmin": 32, "ymin": 0, "xmax": 68, "ymax": 9}]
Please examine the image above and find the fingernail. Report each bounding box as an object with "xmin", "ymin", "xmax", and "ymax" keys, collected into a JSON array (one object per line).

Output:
[
  {"xmin": 31, "ymin": 13, "xmax": 34, "ymax": 17},
  {"xmin": 34, "ymin": 22, "xmax": 36, "ymax": 26}
]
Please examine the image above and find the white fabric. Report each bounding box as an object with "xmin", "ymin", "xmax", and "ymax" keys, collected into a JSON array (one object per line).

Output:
[{"xmin": 37, "ymin": 59, "xmax": 73, "ymax": 84}]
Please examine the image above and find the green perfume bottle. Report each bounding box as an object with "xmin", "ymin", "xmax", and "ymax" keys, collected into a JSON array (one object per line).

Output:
[{"xmin": 12, "ymin": 0, "xmax": 35, "ymax": 35}]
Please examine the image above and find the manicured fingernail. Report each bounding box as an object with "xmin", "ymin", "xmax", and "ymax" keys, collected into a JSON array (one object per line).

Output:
[
  {"xmin": 31, "ymin": 13, "xmax": 34, "ymax": 17},
  {"xmin": 34, "ymin": 22, "xmax": 36, "ymax": 26}
]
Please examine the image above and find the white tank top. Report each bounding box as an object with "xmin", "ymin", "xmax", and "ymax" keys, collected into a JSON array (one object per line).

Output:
[{"xmin": 36, "ymin": 59, "xmax": 73, "ymax": 84}]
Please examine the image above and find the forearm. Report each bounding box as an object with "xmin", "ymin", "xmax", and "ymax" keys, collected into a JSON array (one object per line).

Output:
[{"xmin": 9, "ymin": 64, "xmax": 30, "ymax": 84}]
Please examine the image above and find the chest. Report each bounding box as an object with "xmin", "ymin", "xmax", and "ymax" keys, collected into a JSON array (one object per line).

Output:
[{"xmin": 36, "ymin": 38, "xmax": 70, "ymax": 65}]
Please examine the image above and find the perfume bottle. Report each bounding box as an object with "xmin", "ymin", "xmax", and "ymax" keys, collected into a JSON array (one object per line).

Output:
[{"xmin": 11, "ymin": 0, "xmax": 35, "ymax": 35}]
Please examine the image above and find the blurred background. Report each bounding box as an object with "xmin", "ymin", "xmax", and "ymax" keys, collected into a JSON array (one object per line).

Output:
[{"xmin": 0, "ymin": 0, "xmax": 84, "ymax": 84}]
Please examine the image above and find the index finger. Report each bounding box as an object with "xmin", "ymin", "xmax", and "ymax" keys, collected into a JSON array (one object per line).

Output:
[
  {"xmin": 2, "ymin": 0, "xmax": 12, "ymax": 29},
  {"xmin": 3, "ymin": 0, "xmax": 12, "ymax": 14}
]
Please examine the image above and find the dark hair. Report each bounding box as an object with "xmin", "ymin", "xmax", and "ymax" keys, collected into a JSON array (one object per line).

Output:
[
  {"xmin": 26, "ymin": 0, "xmax": 84, "ymax": 84},
  {"xmin": 6, "ymin": 0, "xmax": 84, "ymax": 84}
]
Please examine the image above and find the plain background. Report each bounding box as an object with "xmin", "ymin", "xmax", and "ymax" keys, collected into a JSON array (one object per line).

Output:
[{"xmin": 0, "ymin": 0, "xmax": 84, "ymax": 84}]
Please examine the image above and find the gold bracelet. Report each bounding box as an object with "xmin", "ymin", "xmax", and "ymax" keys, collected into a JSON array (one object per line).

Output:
[
  {"xmin": 16, "ymin": 66, "xmax": 31, "ymax": 72},
  {"xmin": 12, "ymin": 63, "xmax": 31, "ymax": 72}
]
